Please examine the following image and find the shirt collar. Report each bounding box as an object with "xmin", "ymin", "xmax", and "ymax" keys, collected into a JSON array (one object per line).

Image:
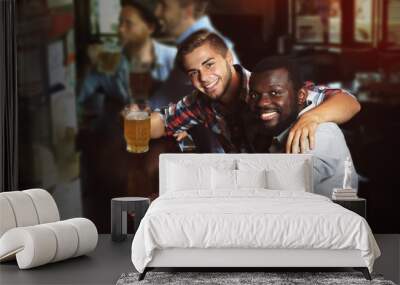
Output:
[
  {"xmin": 266, "ymin": 126, "xmax": 291, "ymax": 153},
  {"xmin": 269, "ymin": 116, "xmax": 305, "ymax": 152},
  {"xmin": 176, "ymin": 16, "xmax": 214, "ymax": 44},
  {"xmin": 152, "ymin": 40, "xmax": 164, "ymax": 68},
  {"xmin": 274, "ymin": 126, "xmax": 291, "ymax": 145}
]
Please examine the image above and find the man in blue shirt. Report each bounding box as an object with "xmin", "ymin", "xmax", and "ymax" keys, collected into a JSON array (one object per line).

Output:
[
  {"xmin": 246, "ymin": 56, "xmax": 358, "ymax": 197},
  {"xmin": 155, "ymin": 0, "xmax": 239, "ymax": 63},
  {"xmin": 78, "ymin": 0, "xmax": 177, "ymax": 111}
]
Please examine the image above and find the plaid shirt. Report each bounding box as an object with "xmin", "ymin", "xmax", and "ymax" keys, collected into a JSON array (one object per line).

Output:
[
  {"xmin": 299, "ymin": 81, "xmax": 355, "ymax": 116},
  {"xmin": 163, "ymin": 65, "xmax": 354, "ymax": 153},
  {"xmin": 164, "ymin": 65, "xmax": 251, "ymax": 152}
]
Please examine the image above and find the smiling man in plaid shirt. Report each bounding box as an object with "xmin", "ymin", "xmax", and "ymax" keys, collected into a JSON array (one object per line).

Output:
[{"xmin": 148, "ymin": 30, "xmax": 360, "ymax": 153}]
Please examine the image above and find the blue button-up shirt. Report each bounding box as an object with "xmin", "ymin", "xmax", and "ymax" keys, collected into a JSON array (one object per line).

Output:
[
  {"xmin": 78, "ymin": 40, "xmax": 177, "ymax": 109},
  {"xmin": 267, "ymin": 122, "xmax": 358, "ymax": 198},
  {"xmin": 176, "ymin": 16, "xmax": 240, "ymax": 64}
]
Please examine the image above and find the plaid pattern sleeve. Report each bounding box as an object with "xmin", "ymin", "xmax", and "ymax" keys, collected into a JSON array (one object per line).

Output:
[
  {"xmin": 163, "ymin": 92, "xmax": 215, "ymax": 136},
  {"xmin": 303, "ymin": 81, "xmax": 356, "ymax": 107}
]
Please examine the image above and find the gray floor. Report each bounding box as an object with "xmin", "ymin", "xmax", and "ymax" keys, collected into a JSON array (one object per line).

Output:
[
  {"xmin": 0, "ymin": 235, "xmax": 134, "ymax": 285},
  {"xmin": 374, "ymin": 234, "xmax": 400, "ymax": 284},
  {"xmin": 1, "ymin": 235, "xmax": 399, "ymax": 285}
]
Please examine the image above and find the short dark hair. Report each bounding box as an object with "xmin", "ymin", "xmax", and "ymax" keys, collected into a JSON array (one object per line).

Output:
[
  {"xmin": 177, "ymin": 0, "xmax": 209, "ymax": 19},
  {"xmin": 252, "ymin": 56, "xmax": 303, "ymax": 92},
  {"xmin": 176, "ymin": 30, "xmax": 229, "ymax": 71},
  {"xmin": 121, "ymin": 0, "xmax": 160, "ymax": 33}
]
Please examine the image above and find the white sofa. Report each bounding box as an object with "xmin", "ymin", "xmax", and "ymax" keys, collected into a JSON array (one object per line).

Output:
[{"xmin": 0, "ymin": 189, "xmax": 98, "ymax": 269}]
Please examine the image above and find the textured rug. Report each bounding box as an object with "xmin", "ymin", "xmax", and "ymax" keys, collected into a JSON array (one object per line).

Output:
[{"xmin": 116, "ymin": 271, "xmax": 396, "ymax": 285}]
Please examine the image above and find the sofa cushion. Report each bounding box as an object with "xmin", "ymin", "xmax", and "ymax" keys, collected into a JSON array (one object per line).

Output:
[
  {"xmin": 0, "ymin": 218, "xmax": 97, "ymax": 269},
  {"xmin": 0, "ymin": 189, "xmax": 60, "ymax": 238}
]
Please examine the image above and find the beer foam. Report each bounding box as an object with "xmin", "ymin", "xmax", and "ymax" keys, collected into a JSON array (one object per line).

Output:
[{"xmin": 126, "ymin": 111, "xmax": 149, "ymax": 120}]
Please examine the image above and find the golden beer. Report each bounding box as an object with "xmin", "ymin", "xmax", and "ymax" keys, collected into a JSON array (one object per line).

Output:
[
  {"xmin": 124, "ymin": 111, "xmax": 150, "ymax": 153},
  {"xmin": 98, "ymin": 51, "xmax": 121, "ymax": 74}
]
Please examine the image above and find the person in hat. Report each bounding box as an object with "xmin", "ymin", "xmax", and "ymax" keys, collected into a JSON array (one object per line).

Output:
[{"xmin": 78, "ymin": 0, "xmax": 177, "ymax": 110}]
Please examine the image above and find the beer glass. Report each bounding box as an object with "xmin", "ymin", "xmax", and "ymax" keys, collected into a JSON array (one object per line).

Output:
[
  {"xmin": 129, "ymin": 61, "xmax": 153, "ymax": 100},
  {"xmin": 123, "ymin": 101, "xmax": 151, "ymax": 153},
  {"xmin": 98, "ymin": 50, "xmax": 121, "ymax": 74},
  {"xmin": 88, "ymin": 44, "xmax": 121, "ymax": 75}
]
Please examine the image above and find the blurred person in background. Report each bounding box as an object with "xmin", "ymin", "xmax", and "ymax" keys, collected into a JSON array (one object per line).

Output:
[
  {"xmin": 77, "ymin": 0, "xmax": 179, "ymax": 210},
  {"xmin": 155, "ymin": 0, "xmax": 239, "ymax": 63},
  {"xmin": 78, "ymin": 0, "xmax": 177, "ymax": 119}
]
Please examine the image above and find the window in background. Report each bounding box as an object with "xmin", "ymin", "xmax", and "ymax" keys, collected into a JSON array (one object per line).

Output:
[
  {"xmin": 294, "ymin": 0, "xmax": 324, "ymax": 43},
  {"xmin": 293, "ymin": 0, "xmax": 342, "ymax": 45},
  {"xmin": 354, "ymin": 0, "xmax": 373, "ymax": 43},
  {"xmin": 388, "ymin": 0, "xmax": 400, "ymax": 47},
  {"xmin": 328, "ymin": 0, "xmax": 342, "ymax": 44},
  {"xmin": 90, "ymin": 0, "xmax": 120, "ymax": 46}
]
